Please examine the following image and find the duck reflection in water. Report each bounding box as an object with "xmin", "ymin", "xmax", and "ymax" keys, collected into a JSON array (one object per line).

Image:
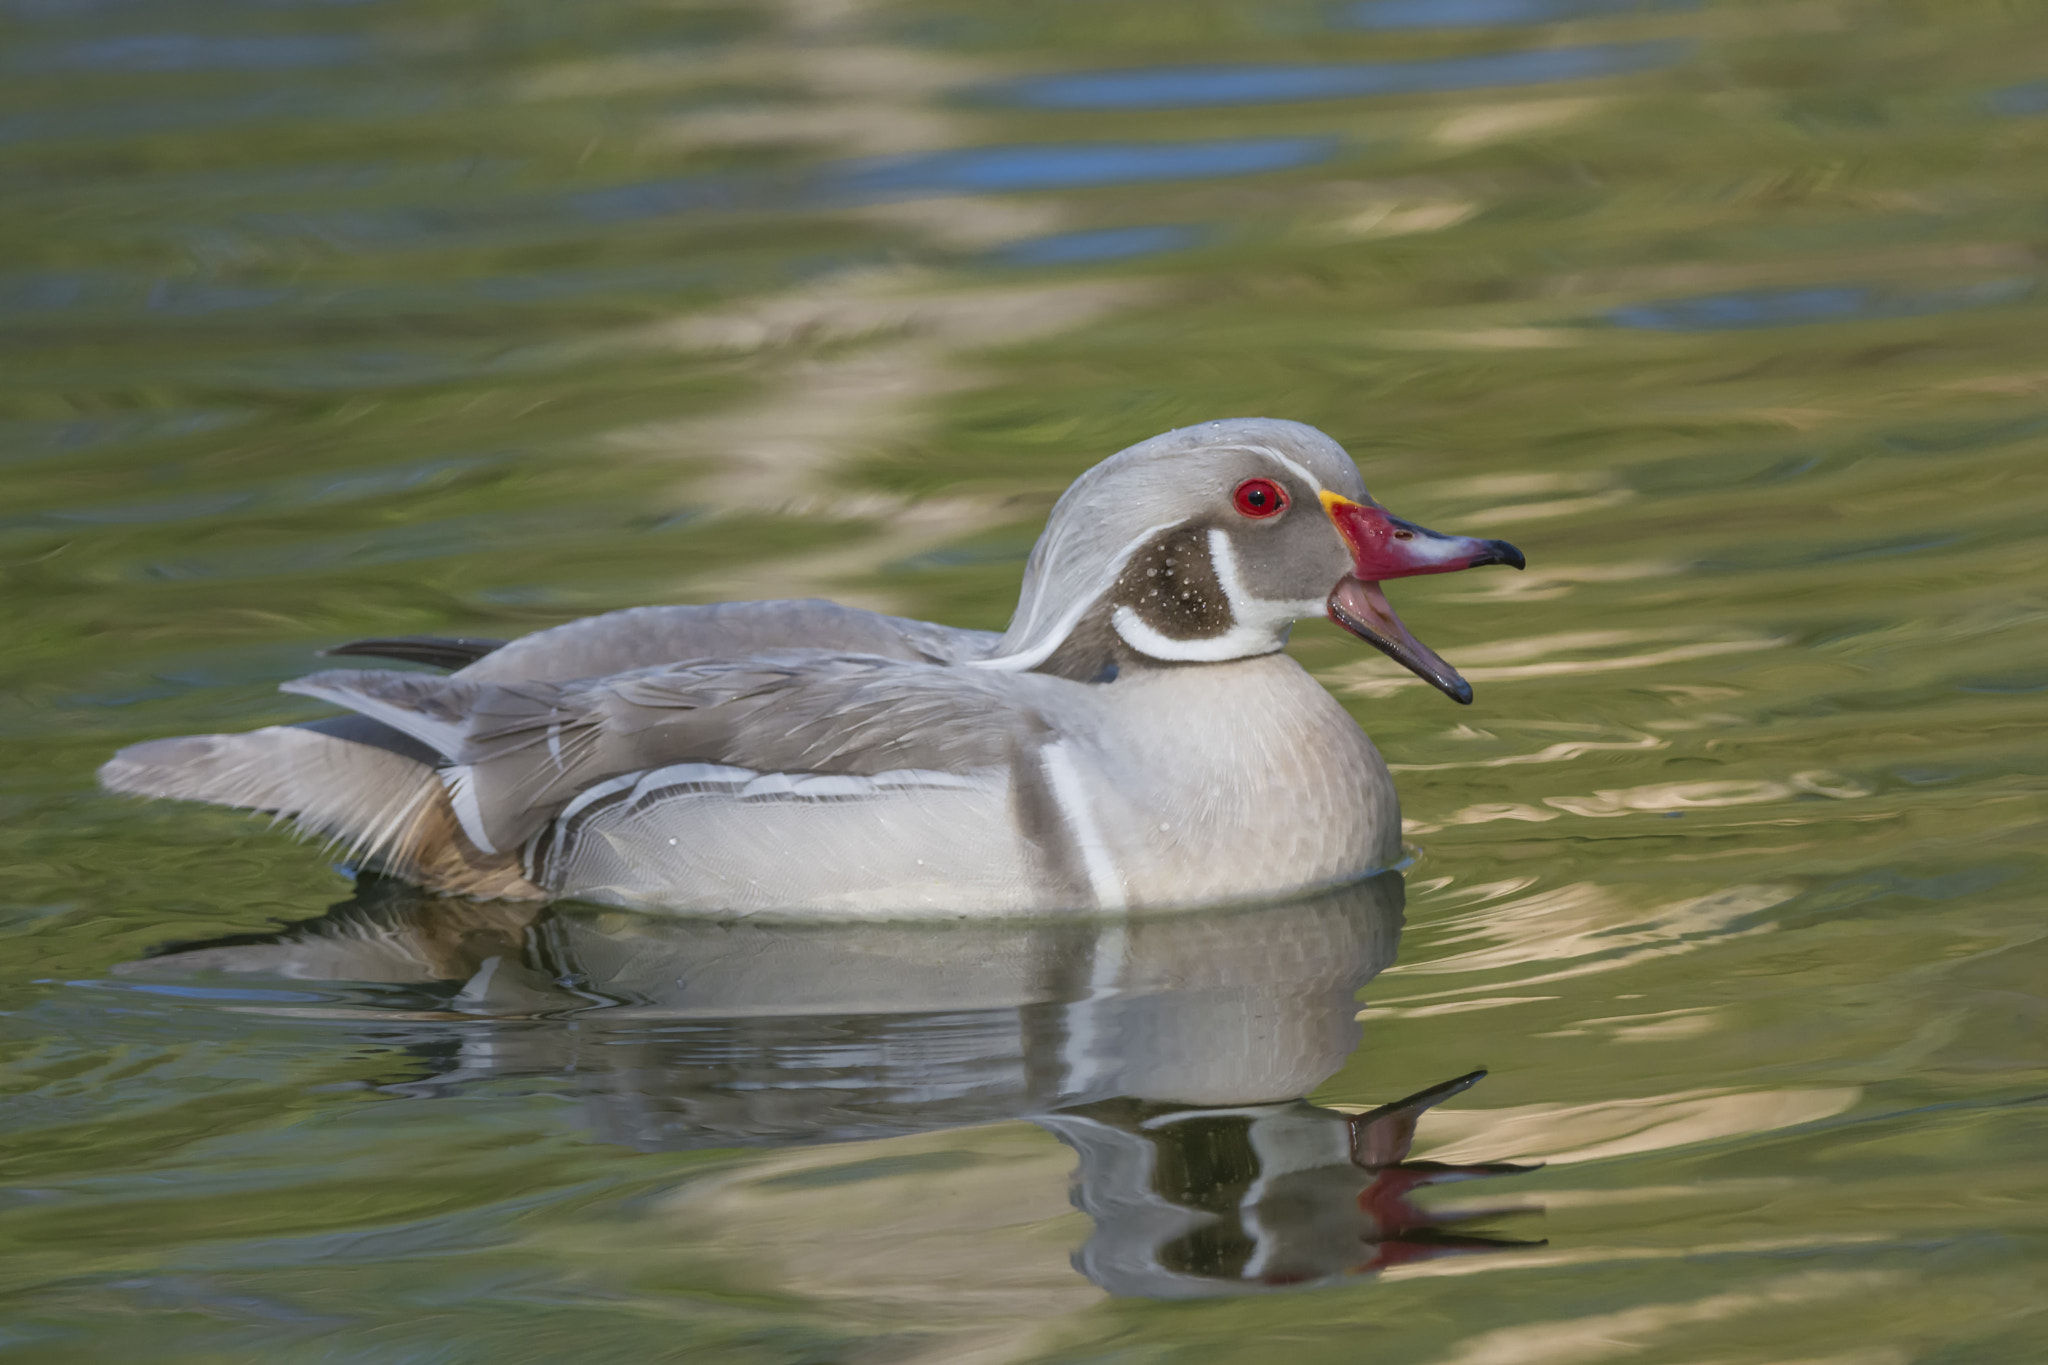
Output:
[{"xmin": 123, "ymin": 870, "xmax": 1539, "ymax": 1296}]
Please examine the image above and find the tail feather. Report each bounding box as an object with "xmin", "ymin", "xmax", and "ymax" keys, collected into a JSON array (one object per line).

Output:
[
  {"xmin": 98, "ymin": 726, "xmax": 540, "ymax": 898},
  {"xmin": 278, "ymin": 668, "xmax": 597, "ymax": 853}
]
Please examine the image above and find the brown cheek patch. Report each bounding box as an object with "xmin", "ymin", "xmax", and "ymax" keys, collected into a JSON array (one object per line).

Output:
[{"xmin": 1115, "ymin": 526, "xmax": 1234, "ymax": 641}]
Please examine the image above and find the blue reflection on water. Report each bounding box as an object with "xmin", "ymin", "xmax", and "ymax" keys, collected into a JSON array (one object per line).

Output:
[
  {"xmin": 2, "ymin": 140, "xmax": 1331, "ymax": 258},
  {"xmin": 990, "ymin": 42, "xmax": 1684, "ymax": 110},
  {"xmin": 0, "ymin": 86, "xmax": 440, "ymax": 147},
  {"xmin": 22, "ymin": 33, "xmax": 371, "ymax": 72},
  {"xmin": 567, "ymin": 176, "xmax": 736, "ymax": 225},
  {"xmin": 1609, "ymin": 278, "xmax": 2034, "ymax": 330},
  {"xmin": 1342, "ymin": 0, "xmax": 1693, "ymax": 30},
  {"xmin": 570, "ymin": 141, "xmax": 1332, "ymax": 228},
  {"xmin": 7, "ymin": 457, "xmax": 485, "ymax": 534},
  {"xmin": 68, "ymin": 979, "xmax": 328, "ymax": 1003},
  {"xmin": 0, "ymin": 412, "xmax": 248, "ymax": 467},
  {"xmin": 1988, "ymin": 80, "xmax": 2048, "ymax": 116},
  {"xmin": 821, "ymin": 139, "xmax": 1337, "ymax": 197},
  {"xmin": 1613, "ymin": 285, "xmax": 1869, "ymax": 329},
  {"xmin": 1958, "ymin": 673, "xmax": 2048, "ymax": 694},
  {"xmin": 994, "ymin": 224, "xmax": 1205, "ymax": 266},
  {"xmin": 6, "ymin": 0, "xmax": 382, "ymax": 14},
  {"xmin": 0, "ymin": 264, "xmax": 708, "ymax": 319}
]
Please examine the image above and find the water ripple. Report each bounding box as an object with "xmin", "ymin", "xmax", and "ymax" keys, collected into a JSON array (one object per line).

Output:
[
  {"xmin": 817, "ymin": 138, "xmax": 1340, "ymax": 199},
  {"xmin": 992, "ymin": 223, "xmax": 1206, "ymax": 267},
  {"xmin": 1608, "ymin": 277, "xmax": 2034, "ymax": 330},
  {"xmin": 1341, "ymin": 0, "xmax": 1694, "ymax": 29},
  {"xmin": 17, "ymin": 32, "xmax": 371, "ymax": 73},
  {"xmin": 989, "ymin": 42, "xmax": 1687, "ymax": 110}
]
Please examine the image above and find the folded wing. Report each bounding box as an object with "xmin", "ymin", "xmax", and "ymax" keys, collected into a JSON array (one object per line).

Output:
[{"xmin": 282, "ymin": 651, "xmax": 1048, "ymax": 857}]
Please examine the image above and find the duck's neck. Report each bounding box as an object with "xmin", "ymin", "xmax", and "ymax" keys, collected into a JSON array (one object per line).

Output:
[{"xmin": 1025, "ymin": 606, "xmax": 1293, "ymax": 684}]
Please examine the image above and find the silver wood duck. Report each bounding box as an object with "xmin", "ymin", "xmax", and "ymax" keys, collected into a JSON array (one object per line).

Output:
[{"xmin": 100, "ymin": 418, "xmax": 1524, "ymax": 914}]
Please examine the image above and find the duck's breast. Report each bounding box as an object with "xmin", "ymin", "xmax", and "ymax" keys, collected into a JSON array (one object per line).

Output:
[{"xmin": 1075, "ymin": 655, "xmax": 1399, "ymax": 907}]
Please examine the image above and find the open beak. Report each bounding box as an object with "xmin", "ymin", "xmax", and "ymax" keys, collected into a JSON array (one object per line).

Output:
[{"xmin": 1320, "ymin": 492, "xmax": 1524, "ymax": 705}]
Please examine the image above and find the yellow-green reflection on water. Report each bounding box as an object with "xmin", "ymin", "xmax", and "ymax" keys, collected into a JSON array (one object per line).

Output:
[{"xmin": 4, "ymin": 0, "xmax": 2047, "ymax": 1358}]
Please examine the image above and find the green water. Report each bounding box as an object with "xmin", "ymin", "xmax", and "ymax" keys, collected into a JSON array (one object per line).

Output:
[{"xmin": 5, "ymin": 0, "xmax": 2047, "ymax": 1357}]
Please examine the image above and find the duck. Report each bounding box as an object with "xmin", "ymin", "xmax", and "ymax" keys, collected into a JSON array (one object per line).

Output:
[{"xmin": 99, "ymin": 418, "xmax": 1522, "ymax": 915}]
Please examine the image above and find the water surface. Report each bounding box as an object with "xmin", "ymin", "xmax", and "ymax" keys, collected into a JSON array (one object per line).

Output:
[{"xmin": 4, "ymin": 0, "xmax": 2047, "ymax": 1360}]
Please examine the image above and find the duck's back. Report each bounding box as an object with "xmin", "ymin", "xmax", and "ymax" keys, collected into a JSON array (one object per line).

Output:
[{"xmin": 458, "ymin": 599, "xmax": 1001, "ymax": 684}]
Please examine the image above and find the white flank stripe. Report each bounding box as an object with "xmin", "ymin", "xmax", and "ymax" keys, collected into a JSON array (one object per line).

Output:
[
  {"xmin": 553, "ymin": 769, "xmax": 639, "ymax": 827},
  {"xmin": 872, "ymin": 768, "xmax": 980, "ymax": 791},
  {"xmin": 1040, "ymin": 742, "xmax": 1125, "ymax": 911},
  {"xmin": 622, "ymin": 762, "xmax": 753, "ymax": 807}
]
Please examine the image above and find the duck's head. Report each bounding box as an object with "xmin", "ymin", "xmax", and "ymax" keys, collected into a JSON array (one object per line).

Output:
[{"xmin": 989, "ymin": 418, "xmax": 1523, "ymax": 701}]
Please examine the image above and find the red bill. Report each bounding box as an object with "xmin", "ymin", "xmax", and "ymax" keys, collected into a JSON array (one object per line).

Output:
[{"xmin": 1319, "ymin": 492, "xmax": 1524, "ymax": 704}]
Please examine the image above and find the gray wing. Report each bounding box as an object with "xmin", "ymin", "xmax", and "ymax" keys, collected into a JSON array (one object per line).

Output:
[
  {"xmin": 283, "ymin": 651, "xmax": 1054, "ymax": 856},
  {"xmin": 455, "ymin": 600, "xmax": 1001, "ymax": 684}
]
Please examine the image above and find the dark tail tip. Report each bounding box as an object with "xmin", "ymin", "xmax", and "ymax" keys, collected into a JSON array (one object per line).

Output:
[{"xmin": 323, "ymin": 636, "xmax": 508, "ymax": 671}]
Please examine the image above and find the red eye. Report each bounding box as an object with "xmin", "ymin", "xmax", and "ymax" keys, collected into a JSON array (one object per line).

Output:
[{"xmin": 1233, "ymin": 478, "xmax": 1288, "ymax": 518}]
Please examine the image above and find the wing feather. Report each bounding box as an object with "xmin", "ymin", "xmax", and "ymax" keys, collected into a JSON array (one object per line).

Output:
[
  {"xmin": 281, "ymin": 652, "xmax": 1056, "ymax": 855},
  {"xmin": 455, "ymin": 600, "xmax": 1000, "ymax": 684}
]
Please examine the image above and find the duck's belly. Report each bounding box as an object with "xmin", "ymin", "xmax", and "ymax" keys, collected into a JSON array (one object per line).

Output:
[{"xmin": 527, "ymin": 762, "xmax": 1049, "ymax": 915}]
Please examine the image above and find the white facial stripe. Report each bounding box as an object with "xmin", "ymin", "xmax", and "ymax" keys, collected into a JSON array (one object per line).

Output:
[
  {"xmin": 1207, "ymin": 525, "xmax": 1252, "ymax": 604},
  {"xmin": 1229, "ymin": 443, "xmax": 1329, "ymax": 499},
  {"xmin": 969, "ymin": 520, "xmax": 1180, "ymax": 672},
  {"xmin": 975, "ymin": 439, "xmax": 1351, "ymax": 674},
  {"xmin": 1111, "ymin": 605, "xmax": 1288, "ymax": 662},
  {"xmin": 1207, "ymin": 528, "xmax": 1326, "ymax": 629}
]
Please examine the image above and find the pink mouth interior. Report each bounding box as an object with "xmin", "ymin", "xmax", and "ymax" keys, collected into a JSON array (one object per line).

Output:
[{"xmin": 1327, "ymin": 576, "xmax": 1473, "ymax": 704}]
